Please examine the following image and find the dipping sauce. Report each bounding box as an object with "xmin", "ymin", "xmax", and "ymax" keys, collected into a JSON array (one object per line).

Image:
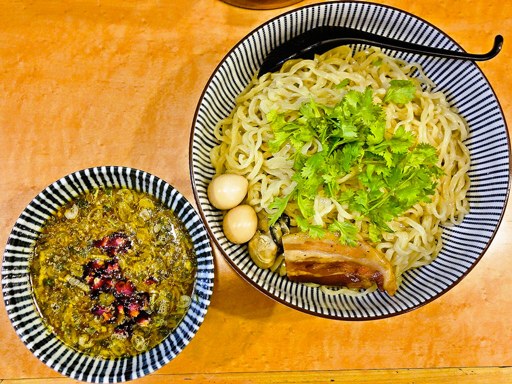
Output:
[{"xmin": 30, "ymin": 187, "xmax": 197, "ymax": 358}]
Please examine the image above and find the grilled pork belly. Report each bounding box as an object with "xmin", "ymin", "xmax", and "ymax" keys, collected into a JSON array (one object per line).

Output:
[{"xmin": 282, "ymin": 232, "xmax": 397, "ymax": 295}]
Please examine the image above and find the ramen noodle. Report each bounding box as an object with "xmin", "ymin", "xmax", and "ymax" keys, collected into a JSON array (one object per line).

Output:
[{"xmin": 210, "ymin": 46, "xmax": 470, "ymax": 295}]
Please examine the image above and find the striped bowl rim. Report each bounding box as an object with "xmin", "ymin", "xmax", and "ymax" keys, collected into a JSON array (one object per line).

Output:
[
  {"xmin": 2, "ymin": 166, "xmax": 215, "ymax": 382},
  {"xmin": 189, "ymin": 1, "xmax": 510, "ymax": 320}
]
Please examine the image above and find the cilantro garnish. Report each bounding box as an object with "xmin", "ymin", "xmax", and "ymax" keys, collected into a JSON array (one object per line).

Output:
[
  {"xmin": 384, "ymin": 80, "xmax": 416, "ymax": 104},
  {"xmin": 267, "ymin": 84, "xmax": 442, "ymax": 245}
]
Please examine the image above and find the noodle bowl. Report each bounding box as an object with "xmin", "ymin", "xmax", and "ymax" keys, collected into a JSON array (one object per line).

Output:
[
  {"xmin": 210, "ymin": 46, "xmax": 471, "ymax": 293},
  {"xmin": 191, "ymin": 1, "xmax": 509, "ymax": 319}
]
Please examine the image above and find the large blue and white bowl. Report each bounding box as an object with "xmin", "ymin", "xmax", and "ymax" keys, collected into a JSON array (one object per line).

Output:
[
  {"xmin": 189, "ymin": 1, "xmax": 509, "ymax": 319},
  {"xmin": 2, "ymin": 166, "xmax": 214, "ymax": 382}
]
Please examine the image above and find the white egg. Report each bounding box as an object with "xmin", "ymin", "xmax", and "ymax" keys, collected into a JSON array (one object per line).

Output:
[
  {"xmin": 223, "ymin": 204, "xmax": 257, "ymax": 244},
  {"xmin": 207, "ymin": 174, "xmax": 248, "ymax": 210}
]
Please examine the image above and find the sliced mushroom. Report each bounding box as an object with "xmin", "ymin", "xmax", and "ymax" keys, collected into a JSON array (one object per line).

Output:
[{"xmin": 248, "ymin": 231, "xmax": 278, "ymax": 269}]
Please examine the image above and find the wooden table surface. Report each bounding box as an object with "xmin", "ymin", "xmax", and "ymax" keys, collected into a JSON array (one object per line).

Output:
[{"xmin": 1, "ymin": 0, "xmax": 511, "ymax": 383}]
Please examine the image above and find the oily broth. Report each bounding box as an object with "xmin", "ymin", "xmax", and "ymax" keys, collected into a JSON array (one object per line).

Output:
[{"xmin": 30, "ymin": 187, "xmax": 197, "ymax": 358}]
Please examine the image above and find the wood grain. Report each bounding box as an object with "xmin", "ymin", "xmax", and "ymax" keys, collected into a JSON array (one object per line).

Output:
[
  {"xmin": 2, "ymin": 367, "xmax": 512, "ymax": 384},
  {"xmin": 1, "ymin": 0, "xmax": 511, "ymax": 382}
]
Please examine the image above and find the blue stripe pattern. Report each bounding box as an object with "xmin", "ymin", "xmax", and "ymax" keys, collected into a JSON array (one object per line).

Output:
[
  {"xmin": 2, "ymin": 166, "xmax": 214, "ymax": 382},
  {"xmin": 190, "ymin": 1, "xmax": 510, "ymax": 320}
]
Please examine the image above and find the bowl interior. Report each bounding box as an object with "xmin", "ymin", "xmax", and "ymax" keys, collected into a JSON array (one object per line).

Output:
[
  {"xmin": 2, "ymin": 166, "xmax": 214, "ymax": 382},
  {"xmin": 190, "ymin": 1, "xmax": 510, "ymax": 319}
]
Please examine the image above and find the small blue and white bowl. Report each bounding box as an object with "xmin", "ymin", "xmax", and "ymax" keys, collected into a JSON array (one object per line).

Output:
[
  {"xmin": 2, "ymin": 166, "xmax": 214, "ymax": 382},
  {"xmin": 190, "ymin": 1, "xmax": 510, "ymax": 320}
]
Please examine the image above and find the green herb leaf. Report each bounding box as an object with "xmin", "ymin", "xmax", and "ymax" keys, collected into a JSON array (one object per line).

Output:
[
  {"xmin": 368, "ymin": 223, "xmax": 382, "ymax": 243},
  {"xmin": 296, "ymin": 216, "xmax": 327, "ymax": 239},
  {"xmin": 384, "ymin": 80, "xmax": 416, "ymax": 104},
  {"xmin": 266, "ymin": 85, "xmax": 441, "ymax": 245},
  {"xmin": 335, "ymin": 78, "xmax": 350, "ymax": 89},
  {"xmin": 328, "ymin": 220, "xmax": 358, "ymax": 246},
  {"xmin": 268, "ymin": 193, "xmax": 293, "ymax": 226}
]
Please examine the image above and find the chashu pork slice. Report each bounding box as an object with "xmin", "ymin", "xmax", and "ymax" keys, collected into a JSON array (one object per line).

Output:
[{"xmin": 282, "ymin": 232, "xmax": 397, "ymax": 295}]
